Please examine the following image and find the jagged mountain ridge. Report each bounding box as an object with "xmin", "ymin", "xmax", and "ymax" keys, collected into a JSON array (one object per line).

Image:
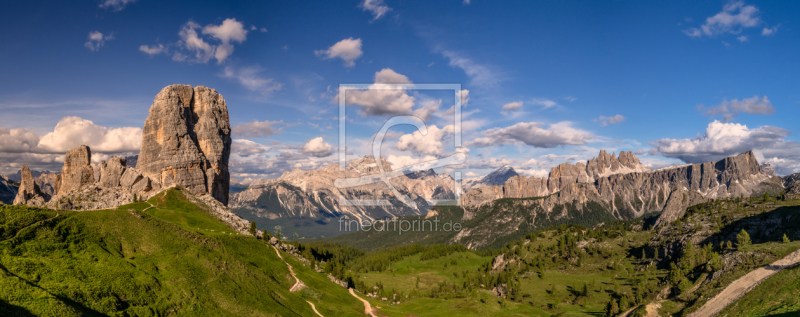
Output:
[
  {"xmin": 456, "ymin": 150, "xmax": 782, "ymax": 248},
  {"xmin": 229, "ymin": 155, "xmax": 458, "ymax": 222}
]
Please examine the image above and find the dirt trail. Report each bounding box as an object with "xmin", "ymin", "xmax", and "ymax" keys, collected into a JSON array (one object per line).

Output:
[
  {"xmin": 270, "ymin": 245, "xmax": 322, "ymax": 315},
  {"xmin": 306, "ymin": 300, "xmax": 323, "ymax": 317},
  {"xmin": 620, "ymin": 301, "xmax": 662, "ymax": 317},
  {"xmin": 349, "ymin": 288, "xmax": 378, "ymax": 317},
  {"xmin": 689, "ymin": 248, "xmax": 800, "ymax": 317}
]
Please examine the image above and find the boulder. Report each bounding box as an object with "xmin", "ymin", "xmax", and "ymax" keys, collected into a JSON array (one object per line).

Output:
[{"xmin": 137, "ymin": 85, "xmax": 231, "ymax": 205}]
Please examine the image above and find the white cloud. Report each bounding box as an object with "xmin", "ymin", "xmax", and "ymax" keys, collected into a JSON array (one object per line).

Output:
[
  {"xmin": 84, "ymin": 31, "xmax": 114, "ymax": 51},
  {"xmin": 340, "ymin": 68, "xmax": 417, "ymax": 117},
  {"xmin": 564, "ymin": 96, "xmax": 577, "ymax": 102},
  {"xmin": 737, "ymin": 35, "xmax": 748, "ymax": 42},
  {"xmin": 762, "ymin": 26, "xmax": 778, "ymax": 36},
  {"xmin": 699, "ymin": 95, "xmax": 774, "ymax": 122},
  {"xmin": 143, "ymin": 19, "xmax": 248, "ymax": 64},
  {"xmin": 176, "ymin": 21, "xmax": 215, "ymax": 63},
  {"xmin": 221, "ymin": 66, "xmax": 283, "ymax": 94},
  {"xmin": 202, "ymin": 18, "xmax": 248, "ymax": 63},
  {"xmin": 374, "ymin": 68, "xmax": 411, "ymax": 84},
  {"xmin": 232, "ymin": 120, "xmax": 284, "ymax": 138},
  {"xmin": 441, "ymin": 50, "xmax": 500, "ymax": 87},
  {"xmin": 684, "ymin": 1, "xmax": 762, "ymax": 38},
  {"xmin": 651, "ymin": 120, "xmax": 800, "ymax": 175},
  {"xmin": 37, "ymin": 116, "xmax": 141, "ymax": 153},
  {"xmin": 412, "ymin": 100, "xmax": 441, "ymax": 122},
  {"xmin": 315, "ymin": 38, "xmax": 363, "ymax": 67},
  {"xmin": 139, "ymin": 44, "xmax": 166, "ymax": 56},
  {"xmin": 386, "ymin": 155, "xmax": 438, "ymax": 171},
  {"xmin": 0, "ymin": 128, "xmax": 41, "ymax": 153},
  {"xmin": 594, "ymin": 114, "xmax": 626, "ymax": 127},
  {"xmin": 99, "ymin": 0, "xmax": 136, "ymax": 11},
  {"xmin": 467, "ymin": 121, "xmax": 594, "ymax": 148},
  {"xmin": 502, "ymin": 101, "xmax": 522, "ymax": 111},
  {"xmin": 232, "ymin": 139, "xmax": 271, "ymax": 157},
  {"xmin": 463, "ymin": 0, "xmax": 471, "ymax": 4},
  {"xmin": 395, "ymin": 125, "xmax": 455, "ymax": 156},
  {"xmin": 360, "ymin": 0, "xmax": 392, "ymax": 21},
  {"xmin": 459, "ymin": 89, "xmax": 470, "ymax": 106},
  {"xmin": 303, "ymin": 137, "xmax": 334, "ymax": 157}
]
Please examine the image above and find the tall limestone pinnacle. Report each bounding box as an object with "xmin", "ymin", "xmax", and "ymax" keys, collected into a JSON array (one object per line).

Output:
[{"xmin": 137, "ymin": 84, "xmax": 232, "ymax": 205}]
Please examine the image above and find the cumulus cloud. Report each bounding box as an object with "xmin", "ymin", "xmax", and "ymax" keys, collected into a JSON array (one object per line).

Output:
[
  {"xmin": 395, "ymin": 125, "xmax": 455, "ymax": 156},
  {"xmin": 374, "ymin": 68, "xmax": 411, "ymax": 84},
  {"xmin": 360, "ymin": 0, "xmax": 392, "ymax": 21},
  {"xmin": 142, "ymin": 19, "xmax": 248, "ymax": 64},
  {"xmin": 0, "ymin": 128, "xmax": 41, "ymax": 153},
  {"xmin": 458, "ymin": 89, "xmax": 470, "ymax": 106},
  {"xmin": 303, "ymin": 137, "xmax": 334, "ymax": 157},
  {"xmin": 232, "ymin": 139, "xmax": 271, "ymax": 157},
  {"xmin": 467, "ymin": 122, "xmax": 594, "ymax": 148},
  {"xmin": 221, "ymin": 66, "xmax": 283, "ymax": 94},
  {"xmin": 651, "ymin": 120, "xmax": 800, "ymax": 174},
  {"xmin": 315, "ymin": 38, "xmax": 363, "ymax": 67},
  {"xmin": 699, "ymin": 95, "xmax": 774, "ymax": 122},
  {"xmin": 232, "ymin": 120, "xmax": 284, "ymax": 138},
  {"xmin": 737, "ymin": 35, "xmax": 748, "ymax": 42},
  {"xmin": 594, "ymin": 114, "xmax": 626, "ymax": 126},
  {"xmin": 502, "ymin": 101, "xmax": 522, "ymax": 111},
  {"xmin": 36, "ymin": 117, "xmax": 141, "ymax": 153},
  {"xmin": 340, "ymin": 68, "xmax": 417, "ymax": 117},
  {"xmin": 684, "ymin": 1, "xmax": 762, "ymax": 38},
  {"xmin": 99, "ymin": 0, "xmax": 136, "ymax": 11},
  {"xmin": 84, "ymin": 31, "xmax": 114, "ymax": 51}
]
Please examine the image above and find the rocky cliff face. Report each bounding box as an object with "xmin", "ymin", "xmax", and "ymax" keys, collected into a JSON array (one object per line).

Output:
[
  {"xmin": 230, "ymin": 155, "xmax": 458, "ymax": 222},
  {"xmin": 137, "ymin": 85, "xmax": 231, "ymax": 205},
  {"xmin": 785, "ymin": 173, "xmax": 800, "ymax": 194},
  {"xmin": 461, "ymin": 151, "xmax": 781, "ymax": 228},
  {"xmin": 12, "ymin": 165, "xmax": 48, "ymax": 206}
]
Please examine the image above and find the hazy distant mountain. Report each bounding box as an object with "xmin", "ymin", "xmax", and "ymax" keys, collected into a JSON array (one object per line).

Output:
[
  {"xmin": 7, "ymin": 168, "xmax": 53, "ymax": 183},
  {"xmin": 0, "ymin": 174, "xmax": 17, "ymax": 204},
  {"xmin": 462, "ymin": 165, "xmax": 519, "ymax": 190},
  {"xmin": 229, "ymin": 156, "xmax": 458, "ymax": 237}
]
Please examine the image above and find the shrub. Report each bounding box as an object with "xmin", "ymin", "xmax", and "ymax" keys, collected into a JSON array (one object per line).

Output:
[{"xmin": 736, "ymin": 229, "xmax": 751, "ymax": 249}]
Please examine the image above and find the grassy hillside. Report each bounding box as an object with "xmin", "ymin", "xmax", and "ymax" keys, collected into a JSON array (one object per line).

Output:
[{"xmin": 0, "ymin": 188, "xmax": 365, "ymax": 316}]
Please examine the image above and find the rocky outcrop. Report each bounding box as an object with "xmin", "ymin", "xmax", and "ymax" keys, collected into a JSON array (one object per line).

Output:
[
  {"xmin": 785, "ymin": 173, "xmax": 800, "ymax": 194},
  {"xmin": 57, "ymin": 145, "xmax": 95, "ymax": 196},
  {"xmin": 12, "ymin": 166, "xmax": 48, "ymax": 206},
  {"xmin": 99, "ymin": 157, "xmax": 127, "ymax": 188},
  {"xmin": 137, "ymin": 85, "xmax": 232, "ymax": 205}
]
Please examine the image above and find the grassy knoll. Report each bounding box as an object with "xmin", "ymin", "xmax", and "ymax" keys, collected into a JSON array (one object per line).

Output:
[{"xmin": 0, "ymin": 188, "xmax": 364, "ymax": 316}]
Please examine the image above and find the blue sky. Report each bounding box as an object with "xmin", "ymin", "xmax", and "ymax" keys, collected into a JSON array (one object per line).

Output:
[{"xmin": 1, "ymin": 0, "xmax": 799, "ymax": 180}]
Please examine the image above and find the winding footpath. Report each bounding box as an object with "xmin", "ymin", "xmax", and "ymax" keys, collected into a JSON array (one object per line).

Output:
[
  {"xmin": 270, "ymin": 245, "xmax": 322, "ymax": 316},
  {"xmin": 349, "ymin": 288, "xmax": 378, "ymax": 317},
  {"xmin": 688, "ymin": 248, "xmax": 800, "ymax": 317}
]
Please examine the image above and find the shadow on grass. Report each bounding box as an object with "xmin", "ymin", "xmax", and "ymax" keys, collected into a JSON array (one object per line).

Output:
[
  {"xmin": 0, "ymin": 262, "xmax": 106, "ymax": 316},
  {"xmin": 699, "ymin": 204, "xmax": 800, "ymax": 249},
  {"xmin": 0, "ymin": 298, "xmax": 35, "ymax": 317}
]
